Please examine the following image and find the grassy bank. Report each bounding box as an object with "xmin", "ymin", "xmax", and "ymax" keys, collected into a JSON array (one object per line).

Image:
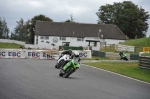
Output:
[
  {"xmin": 100, "ymin": 37, "xmax": 150, "ymax": 53},
  {"xmin": 0, "ymin": 42, "xmax": 24, "ymax": 49},
  {"xmin": 120, "ymin": 37, "xmax": 150, "ymax": 47},
  {"xmin": 82, "ymin": 56, "xmax": 113, "ymax": 60},
  {"xmin": 84, "ymin": 62, "xmax": 150, "ymax": 83}
]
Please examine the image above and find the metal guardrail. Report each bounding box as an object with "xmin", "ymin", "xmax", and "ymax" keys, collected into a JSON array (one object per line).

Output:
[
  {"xmin": 130, "ymin": 54, "xmax": 139, "ymax": 60},
  {"xmin": 139, "ymin": 56, "xmax": 150, "ymax": 69},
  {"xmin": 92, "ymin": 50, "xmax": 105, "ymax": 57}
]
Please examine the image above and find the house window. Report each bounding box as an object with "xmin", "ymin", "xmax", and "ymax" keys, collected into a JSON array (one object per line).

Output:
[
  {"xmin": 40, "ymin": 36, "xmax": 44, "ymax": 39},
  {"xmin": 45, "ymin": 36, "xmax": 49, "ymax": 40},
  {"xmin": 40, "ymin": 36, "xmax": 49, "ymax": 40},
  {"xmin": 77, "ymin": 38, "xmax": 84, "ymax": 41},
  {"xmin": 60, "ymin": 37, "xmax": 66, "ymax": 41}
]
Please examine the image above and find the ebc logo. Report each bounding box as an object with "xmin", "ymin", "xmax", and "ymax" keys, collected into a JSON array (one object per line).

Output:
[
  {"xmin": 8, "ymin": 52, "xmax": 21, "ymax": 57},
  {"xmin": 43, "ymin": 53, "xmax": 54, "ymax": 59},
  {"xmin": 0, "ymin": 51, "xmax": 6, "ymax": 56},
  {"xmin": 79, "ymin": 52, "xmax": 87, "ymax": 57},
  {"xmin": 28, "ymin": 52, "xmax": 40, "ymax": 57}
]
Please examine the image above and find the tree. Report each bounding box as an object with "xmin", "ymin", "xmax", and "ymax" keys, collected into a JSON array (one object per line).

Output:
[
  {"xmin": 65, "ymin": 20, "xmax": 71, "ymax": 22},
  {"xmin": 0, "ymin": 17, "xmax": 9, "ymax": 39},
  {"xmin": 13, "ymin": 18, "xmax": 28, "ymax": 41},
  {"xmin": 11, "ymin": 14, "xmax": 53, "ymax": 43},
  {"xmin": 96, "ymin": 1, "xmax": 150, "ymax": 39},
  {"xmin": 65, "ymin": 14, "xmax": 76, "ymax": 23},
  {"xmin": 29, "ymin": 14, "xmax": 53, "ymax": 44}
]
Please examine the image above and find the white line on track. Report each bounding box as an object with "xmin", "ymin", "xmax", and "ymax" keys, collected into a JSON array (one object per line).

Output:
[{"xmin": 82, "ymin": 64, "xmax": 150, "ymax": 85}]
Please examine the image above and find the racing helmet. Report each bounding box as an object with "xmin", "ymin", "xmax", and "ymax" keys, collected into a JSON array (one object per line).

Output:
[
  {"xmin": 74, "ymin": 51, "xmax": 79, "ymax": 57},
  {"xmin": 68, "ymin": 49, "xmax": 72, "ymax": 54}
]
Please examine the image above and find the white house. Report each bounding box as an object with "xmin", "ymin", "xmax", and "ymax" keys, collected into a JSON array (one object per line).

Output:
[{"xmin": 34, "ymin": 21, "xmax": 126, "ymax": 51}]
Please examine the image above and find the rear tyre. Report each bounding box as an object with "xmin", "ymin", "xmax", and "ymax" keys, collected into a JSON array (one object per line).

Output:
[
  {"xmin": 125, "ymin": 57, "xmax": 128, "ymax": 61},
  {"xmin": 64, "ymin": 67, "xmax": 74, "ymax": 78}
]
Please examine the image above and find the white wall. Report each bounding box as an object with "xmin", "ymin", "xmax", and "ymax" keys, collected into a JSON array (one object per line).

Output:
[
  {"xmin": 0, "ymin": 37, "xmax": 125, "ymax": 50},
  {"xmin": 35, "ymin": 36, "xmax": 88, "ymax": 50},
  {"xmin": 34, "ymin": 36, "xmax": 125, "ymax": 50},
  {"xmin": 104, "ymin": 39, "xmax": 126, "ymax": 44},
  {"xmin": 0, "ymin": 39, "xmax": 25, "ymax": 45}
]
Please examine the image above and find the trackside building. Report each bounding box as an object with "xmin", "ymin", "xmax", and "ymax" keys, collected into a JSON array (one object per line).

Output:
[{"xmin": 34, "ymin": 21, "xmax": 126, "ymax": 51}]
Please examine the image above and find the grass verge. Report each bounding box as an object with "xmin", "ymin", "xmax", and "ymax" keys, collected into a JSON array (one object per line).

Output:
[
  {"xmin": 84, "ymin": 62, "xmax": 150, "ymax": 83},
  {"xmin": 82, "ymin": 56, "xmax": 113, "ymax": 60},
  {"xmin": 0, "ymin": 42, "xmax": 24, "ymax": 49}
]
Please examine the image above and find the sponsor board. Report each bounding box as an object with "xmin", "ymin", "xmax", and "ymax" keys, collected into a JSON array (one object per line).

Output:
[
  {"xmin": 0, "ymin": 49, "xmax": 57, "ymax": 59},
  {"xmin": 79, "ymin": 52, "xmax": 87, "ymax": 57},
  {"xmin": 143, "ymin": 47, "xmax": 150, "ymax": 52},
  {"xmin": 115, "ymin": 44, "xmax": 134, "ymax": 52},
  {"xmin": 0, "ymin": 49, "xmax": 26, "ymax": 58},
  {"xmin": 59, "ymin": 50, "xmax": 91, "ymax": 58},
  {"xmin": 0, "ymin": 49, "xmax": 91, "ymax": 59}
]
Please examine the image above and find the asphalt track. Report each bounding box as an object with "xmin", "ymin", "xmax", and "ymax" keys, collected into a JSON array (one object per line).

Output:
[{"xmin": 0, "ymin": 59, "xmax": 150, "ymax": 99}]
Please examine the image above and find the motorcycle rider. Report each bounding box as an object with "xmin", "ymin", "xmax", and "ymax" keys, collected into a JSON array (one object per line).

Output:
[
  {"xmin": 119, "ymin": 51, "xmax": 128, "ymax": 60},
  {"xmin": 58, "ymin": 49, "xmax": 73, "ymax": 59},
  {"xmin": 61, "ymin": 51, "xmax": 81, "ymax": 74},
  {"xmin": 119, "ymin": 51, "xmax": 123, "ymax": 59}
]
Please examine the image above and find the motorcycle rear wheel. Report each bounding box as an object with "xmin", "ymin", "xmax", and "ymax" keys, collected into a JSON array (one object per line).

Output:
[
  {"xmin": 55, "ymin": 64, "xmax": 58, "ymax": 68},
  {"xmin": 64, "ymin": 67, "xmax": 74, "ymax": 78}
]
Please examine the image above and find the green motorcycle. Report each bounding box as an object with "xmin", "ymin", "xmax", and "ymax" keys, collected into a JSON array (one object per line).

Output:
[
  {"xmin": 59, "ymin": 59, "xmax": 80, "ymax": 78},
  {"xmin": 119, "ymin": 52, "xmax": 128, "ymax": 61}
]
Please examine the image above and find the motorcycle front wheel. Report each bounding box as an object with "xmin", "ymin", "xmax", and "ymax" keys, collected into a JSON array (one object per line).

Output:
[{"xmin": 57, "ymin": 60, "xmax": 65, "ymax": 69}]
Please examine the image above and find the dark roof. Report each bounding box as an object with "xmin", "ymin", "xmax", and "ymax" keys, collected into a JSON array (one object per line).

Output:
[{"xmin": 35, "ymin": 21, "xmax": 126, "ymax": 40}]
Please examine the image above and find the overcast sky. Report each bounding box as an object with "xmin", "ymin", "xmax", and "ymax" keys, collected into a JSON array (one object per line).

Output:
[{"xmin": 0, "ymin": 0, "xmax": 150, "ymax": 37}]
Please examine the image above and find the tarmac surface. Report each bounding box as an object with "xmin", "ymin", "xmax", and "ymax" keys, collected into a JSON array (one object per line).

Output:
[{"xmin": 0, "ymin": 59, "xmax": 150, "ymax": 99}]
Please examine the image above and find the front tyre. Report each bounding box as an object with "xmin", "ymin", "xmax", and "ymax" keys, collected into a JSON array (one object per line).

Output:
[
  {"xmin": 57, "ymin": 60, "xmax": 64, "ymax": 69},
  {"xmin": 59, "ymin": 73, "xmax": 63, "ymax": 77},
  {"xmin": 55, "ymin": 64, "xmax": 58, "ymax": 68}
]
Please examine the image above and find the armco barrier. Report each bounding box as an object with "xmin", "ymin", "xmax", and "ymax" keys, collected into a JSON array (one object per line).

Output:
[
  {"xmin": 92, "ymin": 50, "xmax": 131, "ymax": 60},
  {"xmin": 59, "ymin": 46, "xmax": 83, "ymax": 50},
  {"xmin": 92, "ymin": 50, "xmax": 105, "ymax": 57},
  {"xmin": 130, "ymin": 54, "xmax": 139, "ymax": 60},
  {"xmin": 139, "ymin": 56, "xmax": 150, "ymax": 69}
]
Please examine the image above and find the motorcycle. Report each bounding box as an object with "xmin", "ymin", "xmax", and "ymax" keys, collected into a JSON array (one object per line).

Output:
[
  {"xmin": 120, "ymin": 53, "xmax": 128, "ymax": 61},
  {"xmin": 55, "ymin": 54, "xmax": 71, "ymax": 69},
  {"xmin": 59, "ymin": 59, "xmax": 80, "ymax": 78}
]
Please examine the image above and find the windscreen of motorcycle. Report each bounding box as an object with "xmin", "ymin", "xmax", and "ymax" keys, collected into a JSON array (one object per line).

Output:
[{"xmin": 73, "ymin": 57, "xmax": 79, "ymax": 64}]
